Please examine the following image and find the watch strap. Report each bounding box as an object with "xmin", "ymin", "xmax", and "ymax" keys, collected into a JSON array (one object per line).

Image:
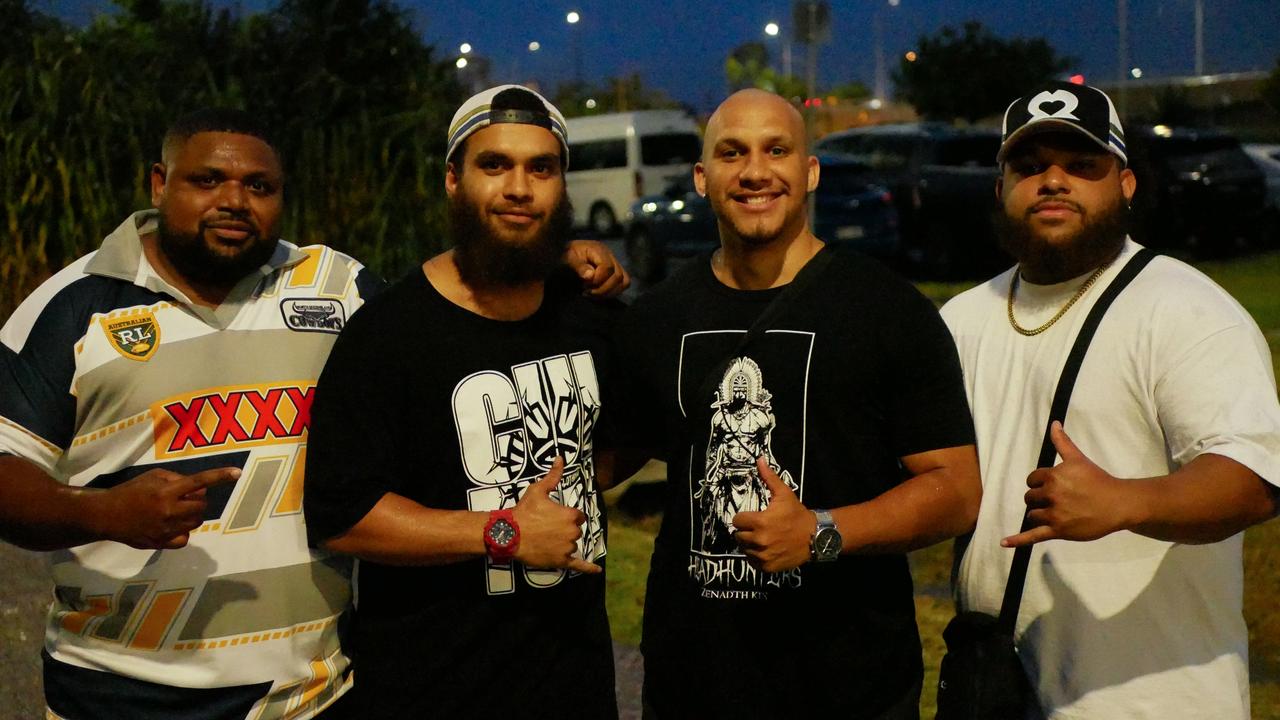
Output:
[{"xmin": 810, "ymin": 509, "xmax": 840, "ymax": 562}]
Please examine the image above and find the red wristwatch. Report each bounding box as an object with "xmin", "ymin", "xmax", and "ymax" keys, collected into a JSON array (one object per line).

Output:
[{"xmin": 484, "ymin": 509, "xmax": 520, "ymax": 564}]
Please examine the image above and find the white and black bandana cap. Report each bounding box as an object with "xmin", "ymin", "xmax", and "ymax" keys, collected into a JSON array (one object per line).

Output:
[
  {"xmin": 446, "ymin": 84, "xmax": 570, "ymax": 168},
  {"xmin": 997, "ymin": 81, "xmax": 1127, "ymax": 166}
]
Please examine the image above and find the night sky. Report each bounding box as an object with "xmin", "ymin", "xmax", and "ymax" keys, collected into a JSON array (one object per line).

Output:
[{"xmin": 47, "ymin": 0, "xmax": 1280, "ymax": 113}]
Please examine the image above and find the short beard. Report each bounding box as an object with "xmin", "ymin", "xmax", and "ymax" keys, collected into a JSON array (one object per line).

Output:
[
  {"xmin": 994, "ymin": 195, "xmax": 1131, "ymax": 281},
  {"xmin": 157, "ymin": 214, "xmax": 277, "ymax": 288},
  {"xmin": 450, "ymin": 188, "xmax": 573, "ymax": 288}
]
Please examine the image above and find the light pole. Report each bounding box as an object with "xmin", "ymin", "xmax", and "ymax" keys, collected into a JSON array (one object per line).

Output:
[
  {"xmin": 566, "ymin": 10, "xmax": 582, "ymax": 85},
  {"xmin": 765, "ymin": 21, "xmax": 793, "ymax": 78},
  {"xmin": 1194, "ymin": 0, "xmax": 1204, "ymax": 75},
  {"xmin": 874, "ymin": 0, "xmax": 900, "ymax": 104},
  {"xmin": 1117, "ymin": 0, "xmax": 1128, "ymax": 117}
]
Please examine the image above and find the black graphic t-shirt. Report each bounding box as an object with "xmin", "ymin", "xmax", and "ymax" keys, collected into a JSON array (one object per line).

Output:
[
  {"xmin": 615, "ymin": 245, "xmax": 974, "ymax": 718},
  {"xmin": 304, "ymin": 268, "xmax": 619, "ymax": 719}
]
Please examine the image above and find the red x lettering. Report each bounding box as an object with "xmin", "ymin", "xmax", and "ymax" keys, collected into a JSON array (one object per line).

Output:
[
  {"xmin": 246, "ymin": 388, "xmax": 288, "ymax": 439},
  {"xmin": 164, "ymin": 396, "xmax": 209, "ymax": 452},
  {"xmin": 285, "ymin": 387, "xmax": 314, "ymax": 436},
  {"xmin": 208, "ymin": 392, "xmax": 250, "ymax": 444}
]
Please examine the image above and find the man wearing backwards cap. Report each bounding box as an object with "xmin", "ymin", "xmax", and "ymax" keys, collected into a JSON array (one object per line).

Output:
[
  {"xmin": 941, "ymin": 80, "xmax": 1280, "ymax": 718},
  {"xmin": 303, "ymin": 85, "xmax": 619, "ymax": 718}
]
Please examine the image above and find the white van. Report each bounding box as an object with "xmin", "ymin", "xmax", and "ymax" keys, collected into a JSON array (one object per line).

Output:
[{"xmin": 565, "ymin": 111, "xmax": 701, "ymax": 235}]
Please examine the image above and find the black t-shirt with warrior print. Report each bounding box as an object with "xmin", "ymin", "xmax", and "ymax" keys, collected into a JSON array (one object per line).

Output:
[
  {"xmin": 304, "ymin": 268, "xmax": 619, "ymax": 719},
  {"xmin": 615, "ymin": 244, "xmax": 974, "ymax": 718}
]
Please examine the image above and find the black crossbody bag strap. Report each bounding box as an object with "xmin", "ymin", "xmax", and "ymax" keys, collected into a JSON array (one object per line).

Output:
[
  {"xmin": 996, "ymin": 248, "xmax": 1157, "ymax": 633},
  {"xmin": 691, "ymin": 245, "xmax": 836, "ymax": 410}
]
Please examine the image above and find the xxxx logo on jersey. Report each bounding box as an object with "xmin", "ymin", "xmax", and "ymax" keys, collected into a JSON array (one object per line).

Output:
[
  {"xmin": 150, "ymin": 382, "xmax": 314, "ymax": 459},
  {"xmin": 102, "ymin": 312, "xmax": 160, "ymax": 361}
]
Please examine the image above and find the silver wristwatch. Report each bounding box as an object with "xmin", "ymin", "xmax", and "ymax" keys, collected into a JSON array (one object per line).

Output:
[{"xmin": 810, "ymin": 509, "xmax": 842, "ymax": 562}]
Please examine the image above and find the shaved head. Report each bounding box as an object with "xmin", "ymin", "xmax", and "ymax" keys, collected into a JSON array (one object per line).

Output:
[
  {"xmin": 703, "ymin": 89, "xmax": 808, "ymax": 161},
  {"xmin": 695, "ymin": 89, "xmax": 818, "ymax": 248}
]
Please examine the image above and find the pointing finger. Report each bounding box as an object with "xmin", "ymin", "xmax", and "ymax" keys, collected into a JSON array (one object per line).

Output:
[
  {"xmin": 1002, "ymin": 526, "xmax": 1055, "ymax": 548},
  {"xmin": 176, "ymin": 467, "xmax": 241, "ymax": 495}
]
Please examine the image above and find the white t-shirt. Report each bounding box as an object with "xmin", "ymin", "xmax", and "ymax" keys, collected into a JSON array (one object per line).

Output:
[{"xmin": 941, "ymin": 239, "xmax": 1280, "ymax": 720}]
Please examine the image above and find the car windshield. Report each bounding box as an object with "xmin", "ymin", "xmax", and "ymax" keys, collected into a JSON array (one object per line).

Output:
[
  {"xmin": 641, "ymin": 133, "xmax": 700, "ymax": 166},
  {"xmin": 817, "ymin": 165, "xmax": 875, "ymax": 195},
  {"xmin": 1154, "ymin": 136, "xmax": 1257, "ymax": 174},
  {"xmin": 932, "ymin": 136, "xmax": 1000, "ymax": 167}
]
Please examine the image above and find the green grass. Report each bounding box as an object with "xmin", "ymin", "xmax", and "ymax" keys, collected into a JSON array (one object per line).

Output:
[{"xmin": 605, "ymin": 250, "xmax": 1280, "ymax": 718}]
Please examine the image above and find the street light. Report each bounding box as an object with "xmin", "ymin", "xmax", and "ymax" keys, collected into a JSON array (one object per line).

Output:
[
  {"xmin": 459, "ymin": 42, "xmax": 472, "ymax": 55},
  {"xmin": 873, "ymin": 0, "xmax": 901, "ymax": 103},
  {"xmin": 456, "ymin": 57, "xmax": 468, "ymax": 69},
  {"xmin": 528, "ymin": 41, "xmax": 540, "ymax": 52},
  {"xmin": 764, "ymin": 21, "xmax": 792, "ymax": 78},
  {"xmin": 566, "ymin": 11, "xmax": 583, "ymax": 84},
  {"xmin": 1130, "ymin": 67, "xmax": 1143, "ymax": 79}
]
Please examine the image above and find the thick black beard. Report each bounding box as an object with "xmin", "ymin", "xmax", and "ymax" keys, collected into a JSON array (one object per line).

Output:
[
  {"xmin": 449, "ymin": 189, "xmax": 573, "ymax": 288},
  {"xmin": 157, "ymin": 214, "xmax": 277, "ymax": 288},
  {"xmin": 993, "ymin": 195, "xmax": 1131, "ymax": 281}
]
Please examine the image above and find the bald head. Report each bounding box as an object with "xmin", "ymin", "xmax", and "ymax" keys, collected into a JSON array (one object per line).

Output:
[
  {"xmin": 703, "ymin": 89, "xmax": 808, "ymax": 161},
  {"xmin": 694, "ymin": 89, "xmax": 819, "ymax": 249}
]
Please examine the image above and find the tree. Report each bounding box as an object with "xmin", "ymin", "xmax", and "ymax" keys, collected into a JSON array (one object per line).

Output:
[
  {"xmin": 1, "ymin": 0, "xmax": 466, "ymax": 318},
  {"xmin": 553, "ymin": 74, "xmax": 682, "ymax": 117},
  {"xmin": 894, "ymin": 21, "xmax": 1072, "ymax": 123}
]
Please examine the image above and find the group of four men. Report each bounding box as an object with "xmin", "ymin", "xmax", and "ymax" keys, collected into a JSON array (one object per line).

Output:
[{"xmin": 1, "ymin": 78, "xmax": 1278, "ymax": 720}]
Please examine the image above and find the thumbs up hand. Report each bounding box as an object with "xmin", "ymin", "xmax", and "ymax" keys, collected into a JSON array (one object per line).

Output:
[
  {"xmin": 732, "ymin": 457, "xmax": 816, "ymax": 572},
  {"xmin": 513, "ymin": 458, "xmax": 601, "ymax": 574},
  {"xmin": 1003, "ymin": 422, "xmax": 1134, "ymax": 548}
]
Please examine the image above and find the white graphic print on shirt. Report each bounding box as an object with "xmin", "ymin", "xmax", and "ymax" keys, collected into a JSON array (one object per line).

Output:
[
  {"xmin": 452, "ymin": 351, "xmax": 606, "ymax": 595},
  {"xmin": 679, "ymin": 330, "xmax": 813, "ymax": 600}
]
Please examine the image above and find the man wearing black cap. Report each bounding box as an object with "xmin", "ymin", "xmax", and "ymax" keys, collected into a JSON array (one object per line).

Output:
[
  {"xmin": 941, "ymin": 81, "xmax": 1280, "ymax": 718},
  {"xmin": 303, "ymin": 85, "xmax": 619, "ymax": 718}
]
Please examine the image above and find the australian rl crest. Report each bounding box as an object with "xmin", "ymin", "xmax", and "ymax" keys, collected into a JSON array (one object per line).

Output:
[{"xmin": 103, "ymin": 313, "xmax": 160, "ymax": 361}]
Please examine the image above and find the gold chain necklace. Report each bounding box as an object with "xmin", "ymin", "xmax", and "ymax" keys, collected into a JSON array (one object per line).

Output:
[{"xmin": 1007, "ymin": 262, "xmax": 1111, "ymax": 336}]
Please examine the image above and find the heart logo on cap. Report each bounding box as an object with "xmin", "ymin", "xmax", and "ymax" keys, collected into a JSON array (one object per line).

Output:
[{"xmin": 1027, "ymin": 90, "xmax": 1080, "ymax": 121}]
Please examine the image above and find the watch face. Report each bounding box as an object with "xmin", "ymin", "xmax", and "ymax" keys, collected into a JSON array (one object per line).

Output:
[
  {"xmin": 488, "ymin": 519, "xmax": 516, "ymax": 547},
  {"xmin": 814, "ymin": 527, "xmax": 842, "ymax": 560}
]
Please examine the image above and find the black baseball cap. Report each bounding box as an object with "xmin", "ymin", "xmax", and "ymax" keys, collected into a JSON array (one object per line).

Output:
[{"xmin": 997, "ymin": 81, "xmax": 1127, "ymax": 166}]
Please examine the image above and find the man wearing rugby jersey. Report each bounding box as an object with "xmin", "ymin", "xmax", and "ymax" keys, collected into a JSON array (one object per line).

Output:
[
  {"xmin": 0, "ymin": 107, "xmax": 626, "ymax": 719},
  {"xmin": 304, "ymin": 85, "xmax": 620, "ymax": 718}
]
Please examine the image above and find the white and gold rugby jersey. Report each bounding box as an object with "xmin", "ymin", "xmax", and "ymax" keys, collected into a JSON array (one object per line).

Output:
[{"xmin": 0, "ymin": 211, "xmax": 381, "ymax": 719}]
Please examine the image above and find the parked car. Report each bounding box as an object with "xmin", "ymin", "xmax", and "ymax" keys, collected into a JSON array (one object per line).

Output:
[
  {"xmin": 565, "ymin": 110, "xmax": 701, "ymax": 236},
  {"xmin": 1126, "ymin": 125, "xmax": 1268, "ymax": 256},
  {"xmin": 1243, "ymin": 143, "xmax": 1280, "ymax": 246},
  {"xmin": 623, "ymin": 154, "xmax": 899, "ymax": 282},
  {"xmin": 814, "ymin": 123, "xmax": 1005, "ymax": 278}
]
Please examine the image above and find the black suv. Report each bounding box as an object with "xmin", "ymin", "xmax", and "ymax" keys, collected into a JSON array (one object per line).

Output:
[
  {"xmin": 1126, "ymin": 126, "xmax": 1268, "ymax": 256},
  {"xmin": 815, "ymin": 123, "xmax": 1005, "ymax": 278}
]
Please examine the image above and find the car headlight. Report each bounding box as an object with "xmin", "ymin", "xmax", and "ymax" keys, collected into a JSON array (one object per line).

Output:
[{"xmin": 641, "ymin": 202, "xmax": 659, "ymax": 214}]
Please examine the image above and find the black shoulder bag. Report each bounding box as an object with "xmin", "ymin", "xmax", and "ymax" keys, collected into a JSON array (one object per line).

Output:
[{"xmin": 934, "ymin": 248, "xmax": 1156, "ymax": 720}]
